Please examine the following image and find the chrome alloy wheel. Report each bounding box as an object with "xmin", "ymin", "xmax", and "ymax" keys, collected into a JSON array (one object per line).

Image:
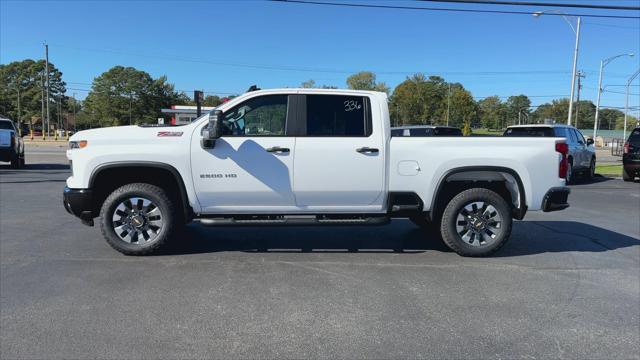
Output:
[
  {"xmin": 112, "ymin": 197, "xmax": 163, "ymax": 244},
  {"xmin": 455, "ymin": 201, "xmax": 502, "ymax": 247}
]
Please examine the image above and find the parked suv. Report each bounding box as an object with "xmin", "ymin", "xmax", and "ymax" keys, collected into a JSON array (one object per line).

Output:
[
  {"xmin": 504, "ymin": 124, "xmax": 595, "ymax": 183},
  {"xmin": 623, "ymin": 127, "xmax": 640, "ymax": 182},
  {"xmin": 391, "ymin": 125, "xmax": 462, "ymax": 137}
]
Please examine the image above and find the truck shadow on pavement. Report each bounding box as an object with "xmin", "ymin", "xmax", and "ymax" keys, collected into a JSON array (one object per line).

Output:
[
  {"xmin": 568, "ymin": 175, "xmax": 615, "ymax": 186},
  {"xmin": 159, "ymin": 220, "xmax": 639, "ymax": 256}
]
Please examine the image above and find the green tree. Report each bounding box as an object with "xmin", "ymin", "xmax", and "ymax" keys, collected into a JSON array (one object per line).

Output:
[
  {"xmin": 506, "ymin": 95, "xmax": 531, "ymax": 126},
  {"xmin": 83, "ymin": 66, "xmax": 185, "ymax": 126},
  {"xmin": 598, "ymin": 108, "xmax": 625, "ymax": 130},
  {"xmin": 346, "ymin": 71, "xmax": 389, "ymax": 93},
  {"xmin": 448, "ymin": 86, "xmax": 478, "ymax": 128},
  {"xmin": 389, "ymin": 74, "xmax": 449, "ymax": 126},
  {"xmin": 0, "ymin": 59, "xmax": 67, "ymax": 129},
  {"xmin": 203, "ymin": 95, "xmax": 223, "ymax": 107},
  {"xmin": 301, "ymin": 79, "xmax": 316, "ymax": 88},
  {"xmin": 478, "ymin": 96, "xmax": 507, "ymax": 130},
  {"xmin": 572, "ymin": 100, "xmax": 596, "ymax": 129},
  {"xmin": 532, "ymin": 98, "xmax": 569, "ymax": 124}
]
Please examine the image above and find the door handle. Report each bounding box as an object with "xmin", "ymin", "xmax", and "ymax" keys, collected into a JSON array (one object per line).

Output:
[
  {"xmin": 266, "ymin": 146, "xmax": 290, "ymax": 153},
  {"xmin": 356, "ymin": 147, "xmax": 379, "ymax": 154}
]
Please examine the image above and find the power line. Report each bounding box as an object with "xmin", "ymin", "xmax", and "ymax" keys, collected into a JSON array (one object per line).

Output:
[
  {"xmin": 414, "ymin": 0, "xmax": 640, "ymax": 11},
  {"xmin": 55, "ymin": 44, "xmax": 577, "ymax": 76},
  {"xmin": 269, "ymin": 0, "xmax": 640, "ymax": 19},
  {"xmin": 584, "ymin": 21, "xmax": 640, "ymax": 29}
]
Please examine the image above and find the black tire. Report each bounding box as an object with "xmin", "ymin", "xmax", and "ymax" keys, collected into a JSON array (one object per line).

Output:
[
  {"xmin": 99, "ymin": 183, "xmax": 175, "ymax": 255},
  {"xmin": 10, "ymin": 154, "xmax": 19, "ymax": 169},
  {"xmin": 565, "ymin": 158, "xmax": 573, "ymax": 184},
  {"xmin": 440, "ymin": 188, "xmax": 513, "ymax": 257},
  {"xmin": 622, "ymin": 168, "xmax": 633, "ymax": 182},
  {"xmin": 586, "ymin": 157, "xmax": 595, "ymax": 180}
]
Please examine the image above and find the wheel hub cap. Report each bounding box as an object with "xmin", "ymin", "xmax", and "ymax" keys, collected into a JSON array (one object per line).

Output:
[
  {"xmin": 456, "ymin": 201, "xmax": 502, "ymax": 247},
  {"xmin": 112, "ymin": 197, "xmax": 163, "ymax": 244}
]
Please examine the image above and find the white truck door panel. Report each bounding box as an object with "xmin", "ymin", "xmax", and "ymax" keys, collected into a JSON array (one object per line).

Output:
[
  {"xmin": 191, "ymin": 138, "xmax": 296, "ymax": 210},
  {"xmin": 293, "ymin": 138, "xmax": 384, "ymax": 207},
  {"xmin": 190, "ymin": 94, "xmax": 297, "ymax": 212},
  {"xmin": 292, "ymin": 94, "xmax": 385, "ymax": 210}
]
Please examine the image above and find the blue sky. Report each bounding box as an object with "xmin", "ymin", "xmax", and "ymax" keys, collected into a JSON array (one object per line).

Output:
[{"xmin": 1, "ymin": 0, "xmax": 639, "ymax": 113}]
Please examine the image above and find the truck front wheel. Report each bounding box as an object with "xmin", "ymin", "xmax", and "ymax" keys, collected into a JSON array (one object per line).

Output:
[
  {"xmin": 99, "ymin": 183, "xmax": 175, "ymax": 255},
  {"xmin": 440, "ymin": 188, "xmax": 512, "ymax": 257}
]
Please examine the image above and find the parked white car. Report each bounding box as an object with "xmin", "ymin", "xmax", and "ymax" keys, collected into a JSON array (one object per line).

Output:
[{"xmin": 64, "ymin": 88, "xmax": 570, "ymax": 256}]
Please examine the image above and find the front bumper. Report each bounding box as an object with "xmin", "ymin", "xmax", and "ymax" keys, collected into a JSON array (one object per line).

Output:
[
  {"xmin": 542, "ymin": 187, "xmax": 570, "ymax": 212},
  {"xmin": 63, "ymin": 186, "xmax": 94, "ymax": 226}
]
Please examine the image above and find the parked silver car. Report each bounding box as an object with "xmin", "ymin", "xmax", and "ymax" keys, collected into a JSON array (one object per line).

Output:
[{"xmin": 503, "ymin": 124, "xmax": 595, "ymax": 183}]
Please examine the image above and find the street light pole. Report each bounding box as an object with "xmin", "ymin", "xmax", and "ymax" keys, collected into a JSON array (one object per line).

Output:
[
  {"xmin": 624, "ymin": 69, "xmax": 640, "ymax": 141},
  {"xmin": 533, "ymin": 11, "xmax": 580, "ymax": 126},
  {"xmin": 594, "ymin": 53, "xmax": 634, "ymax": 139},
  {"xmin": 567, "ymin": 16, "xmax": 581, "ymax": 126}
]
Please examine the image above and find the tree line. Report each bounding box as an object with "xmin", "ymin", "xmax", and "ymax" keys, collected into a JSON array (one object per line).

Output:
[{"xmin": 0, "ymin": 59, "xmax": 637, "ymax": 132}]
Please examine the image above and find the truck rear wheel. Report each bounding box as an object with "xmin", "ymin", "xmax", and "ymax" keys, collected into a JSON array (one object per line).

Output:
[
  {"xmin": 440, "ymin": 188, "xmax": 512, "ymax": 257},
  {"xmin": 99, "ymin": 183, "xmax": 175, "ymax": 255}
]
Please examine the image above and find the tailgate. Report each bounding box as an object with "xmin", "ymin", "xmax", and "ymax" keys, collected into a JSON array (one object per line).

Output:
[{"xmin": 0, "ymin": 130, "xmax": 12, "ymax": 147}]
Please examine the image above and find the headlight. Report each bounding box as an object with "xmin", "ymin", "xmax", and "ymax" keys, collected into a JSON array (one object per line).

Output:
[{"xmin": 69, "ymin": 140, "xmax": 88, "ymax": 149}]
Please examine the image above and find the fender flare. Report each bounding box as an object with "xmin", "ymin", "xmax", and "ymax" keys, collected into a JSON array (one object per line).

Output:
[
  {"xmin": 429, "ymin": 166, "xmax": 528, "ymax": 221},
  {"xmin": 89, "ymin": 161, "xmax": 193, "ymax": 220}
]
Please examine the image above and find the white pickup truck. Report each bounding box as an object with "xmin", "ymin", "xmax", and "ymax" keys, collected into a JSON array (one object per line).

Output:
[
  {"xmin": 64, "ymin": 88, "xmax": 570, "ymax": 256},
  {"xmin": 0, "ymin": 117, "xmax": 25, "ymax": 168}
]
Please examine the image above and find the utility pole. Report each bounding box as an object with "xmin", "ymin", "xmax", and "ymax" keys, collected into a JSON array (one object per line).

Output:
[
  {"xmin": 44, "ymin": 43, "xmax": 51, "ymax": 139},
  {"xmin": 72, "ymin": 93, "xmax": 77, "ymax": 132},
  {"xmin": 40, "ymin": 73, "xmax": 45, "ymax": 140},
  {"xmin": 129, "ymin": 91, "xmax": 132, "ymax": 125},
  {"xmin": 16, "ymin": 86, "xmax": 21, "ymax": 136},
  {"xmin": 574, "ymin": 71, "xmax": 585, "ymax": 129}
]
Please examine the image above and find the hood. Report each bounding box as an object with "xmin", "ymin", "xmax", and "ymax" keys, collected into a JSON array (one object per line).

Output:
[{"xmin": 69, "ymin": 125, "xmax": 191, "ymax": 145}]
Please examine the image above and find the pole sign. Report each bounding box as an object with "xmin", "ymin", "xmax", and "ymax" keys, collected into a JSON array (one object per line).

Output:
[{"xmin": 194, "ymin": 90, "xmax": 204, "ymax": 117}]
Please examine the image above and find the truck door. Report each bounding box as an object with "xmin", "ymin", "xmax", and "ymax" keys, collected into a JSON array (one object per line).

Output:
[
  {"xmin": 191, "ymin": 94, "xmax": 297, "ymax": 213},
  {"xmin": 292, "ymin": 94, "xmax": 386, "ymax": 212}
]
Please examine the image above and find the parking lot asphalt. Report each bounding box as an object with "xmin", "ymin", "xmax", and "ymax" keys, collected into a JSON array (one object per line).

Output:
[{"xmin": 1, "ymin": 147, "xmax": 639, "ymax": 359}]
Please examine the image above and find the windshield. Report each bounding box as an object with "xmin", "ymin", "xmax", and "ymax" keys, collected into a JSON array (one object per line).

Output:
[
  {"xmin": 0, "ymin": 121, "xmax": 14, "ymax": 130},
  {"xmin": 503, "ymin": 127, "xmax": 554, "ymax": 137}
]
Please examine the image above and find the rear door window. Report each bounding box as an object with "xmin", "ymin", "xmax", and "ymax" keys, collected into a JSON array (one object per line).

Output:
[
  {"xmin": 305, "ymin": 95, "xmax": 372, "ymax": 137},
  {"xmin": 554, "ymin": 127, "xmax": 568, "ymax": 138}
]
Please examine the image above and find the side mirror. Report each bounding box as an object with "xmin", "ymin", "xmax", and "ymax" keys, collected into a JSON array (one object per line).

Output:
[
  {"xmin": 201, "ymin": 110, "xmax": 223, "ymax": 149},
  {"xmin": 586, "ymin": 138, "xmax": 594, "ymax": 146}
]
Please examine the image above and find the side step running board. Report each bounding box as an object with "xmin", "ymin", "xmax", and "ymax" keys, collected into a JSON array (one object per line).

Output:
[{"xmin": 198, "ymin": 215, "xmax": 390, "ymax": 227}]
